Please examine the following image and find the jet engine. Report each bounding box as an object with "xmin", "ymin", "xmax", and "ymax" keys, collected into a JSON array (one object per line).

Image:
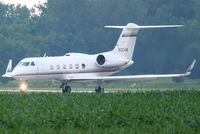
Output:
[{"xmin": 96, "ymin": 54, "xmax": 130, "ymax": 68}]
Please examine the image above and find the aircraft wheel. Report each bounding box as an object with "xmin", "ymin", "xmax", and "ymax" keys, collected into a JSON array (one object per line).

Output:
[
  {"xmin": 62, "ymin": 86, "xmax": 71, "ymax": 93},
  {"xmin": 101, "ymin": 88, "xmax": 104, "ymax": 93},
  {"xmin": 95, "ymin": 86, "xmax": 104, "ymax": 93}
]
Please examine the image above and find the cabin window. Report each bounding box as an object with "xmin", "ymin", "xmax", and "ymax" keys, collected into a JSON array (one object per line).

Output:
[
  {"xmin": 69, "ymin": 64, "xmax": 73, "ymax": 69},
  {"xmin": 75, "ymin": 64, "xmax": 79, "ymax": 69},
  {"xmin": 63, "ymin": 64, "xmax": 67, "ymax": 69},
  {"xmin": 82, "ymin": 63, "xmax": 86, "ymax": 69},
  {"xmin": 22, "ymin": 62, "xmax": 30, "ymax": 66},
  {"xmin": 30, "ymin": 62, "xmax": 35, "ymax": 66},
  {"xmin": 50, "ymin": 65, "xmax": 54, "ymax": 70},
  {"xmin": 56, "ymin": 65, "xmax": 60, "ymax": 70}
]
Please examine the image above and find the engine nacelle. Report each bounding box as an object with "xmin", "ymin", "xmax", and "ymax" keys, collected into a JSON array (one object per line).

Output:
[{"xmin": 96, "ymin": 54, "xmax": 130, "ymax": 68}]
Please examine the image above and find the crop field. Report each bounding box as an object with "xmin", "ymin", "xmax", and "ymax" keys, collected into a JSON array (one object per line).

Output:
[{"xmin": 0, "ymin": 90, "xmax": 200, "ymax": 134}]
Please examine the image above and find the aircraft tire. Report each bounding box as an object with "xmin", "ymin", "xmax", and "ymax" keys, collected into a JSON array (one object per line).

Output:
[
  {"xmin": 95, "ymin": 86, "xmax": 104, "ymax": 93},
  {"xmin": 62, "ymin": 86, "xmax": 71, "ymax": 93}
]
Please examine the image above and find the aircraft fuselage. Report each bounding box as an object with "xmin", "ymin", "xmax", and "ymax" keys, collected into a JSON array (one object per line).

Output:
[{"xmin": 12, "ymin": 52, "xmax": 133, "ymax": 81}]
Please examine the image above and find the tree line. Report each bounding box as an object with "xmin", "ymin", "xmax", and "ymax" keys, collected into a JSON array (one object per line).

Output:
[{"xmin": 0, "ymin": 0, "xmax": 199, "ymax": 82}]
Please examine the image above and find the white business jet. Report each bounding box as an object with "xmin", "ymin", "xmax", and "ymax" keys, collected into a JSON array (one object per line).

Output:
[{"xmin": 2, "ymin": 23, "xmax": 196, "ymax": 93}]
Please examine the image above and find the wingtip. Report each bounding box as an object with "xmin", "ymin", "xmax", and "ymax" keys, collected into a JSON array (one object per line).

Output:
[
  {"xmin": 2, "ymin": 74, "xmax": 12, "ymax": 78},
  {"xmin": 176, "ymin": 25, "xmax": 184, "ymax": 27},
  {"xmin": 185, "ymin": 59, "xmax": 196, "ymax": 75}
]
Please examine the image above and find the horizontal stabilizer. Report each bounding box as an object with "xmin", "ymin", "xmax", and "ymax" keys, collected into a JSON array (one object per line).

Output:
[{"xmin": 105, "ymin": 23, "xmax": 183, "ymax": 29}]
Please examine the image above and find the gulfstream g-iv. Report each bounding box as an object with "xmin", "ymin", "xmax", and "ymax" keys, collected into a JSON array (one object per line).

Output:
[{"xmin": 2, "ymin": 23, "xmax": 196, "ymax": 92}]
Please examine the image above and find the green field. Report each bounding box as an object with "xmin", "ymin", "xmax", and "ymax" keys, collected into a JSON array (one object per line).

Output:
[{"xmin": 0, "ymin": 90, "xmax": 200, "ymax": 134}]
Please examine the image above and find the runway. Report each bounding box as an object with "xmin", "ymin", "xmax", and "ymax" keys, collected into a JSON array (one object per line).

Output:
[{"xmin": 0, "ymin": 89, "xmax": 118, "ymax": 93}]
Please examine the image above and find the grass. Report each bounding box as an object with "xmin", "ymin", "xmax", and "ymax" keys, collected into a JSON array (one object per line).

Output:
[{"xmin": 0, "ymin": 90, "xmax": 200, "ymax": 133}]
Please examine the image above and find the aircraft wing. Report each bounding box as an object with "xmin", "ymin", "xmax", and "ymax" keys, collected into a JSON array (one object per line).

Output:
[{"xmin": 68, "ymin": 59, "xmax": 196, "ymax": 82}]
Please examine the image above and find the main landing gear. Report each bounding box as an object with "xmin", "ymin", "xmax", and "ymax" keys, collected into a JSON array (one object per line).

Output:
[
  {"xmin": 60, "ymin": 82, "xmax": 71, "ymax": 93},
  {"xmin": 95, "ymin": 80, "xmax": 104, "ymax": 93},
  {"xmin": 95, "ymin": 86, "xmax": 104, "ymax": 93},
  {"xmin": 60, "ymin": 80, "xmax": 104, "ymax": 93}
]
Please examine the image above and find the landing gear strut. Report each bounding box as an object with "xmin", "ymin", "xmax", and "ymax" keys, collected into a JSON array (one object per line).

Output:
[
  {"xmin": 60, "ymin": 82, "xmax": 71, "ymax": 93},
  {"xmin": 95, "ymin": 80, "xmax": 104, "ymax": 93}
]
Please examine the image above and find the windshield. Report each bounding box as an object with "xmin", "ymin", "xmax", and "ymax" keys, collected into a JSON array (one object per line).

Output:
[
  {"xmin": 22, "ymin": 62, "xmax": 30, "ymax": 66},
  {"xmin": 16, "ymin": 62, "xmax": 22, "ymax": 66},
  {"xmin": 17, "ymin": 61, "xmax": 36, "ymax": 67}
]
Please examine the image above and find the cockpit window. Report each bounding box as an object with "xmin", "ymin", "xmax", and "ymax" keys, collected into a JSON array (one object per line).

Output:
[
  {"xmin": 65, "ymin": 54, "xmax": 70, "ymax": 56},
  {"xmin": 17, "ymin": 62, "xmax": 22, "ymax": 66},
  {"xmin": 30, "ymin": 62, "xmax": 35, "ymax": 66},
  {"xmin": 22, "ymin": 62, "xmax": 30, "ymax": 66}
]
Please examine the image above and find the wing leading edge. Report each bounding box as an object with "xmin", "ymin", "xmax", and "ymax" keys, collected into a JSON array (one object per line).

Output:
[{"xmin": 67, "ymin": 60, "xmax": 196, "ymax": 82}]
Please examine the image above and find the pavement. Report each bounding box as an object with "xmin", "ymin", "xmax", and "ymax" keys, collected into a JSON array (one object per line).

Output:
[{"xmin": 0, "ymin": 89, "xmax": 118, "ymax": 93}]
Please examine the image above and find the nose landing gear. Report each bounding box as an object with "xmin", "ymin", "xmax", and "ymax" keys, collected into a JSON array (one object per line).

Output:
[{"xmin": 20, "ymin": 81, "xmax": 28, "ymax": 93}]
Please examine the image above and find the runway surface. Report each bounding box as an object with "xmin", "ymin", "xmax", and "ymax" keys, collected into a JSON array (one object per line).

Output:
[{"xmin": 0, "ymin": 89, "xmax": 117, "ymax": 93}]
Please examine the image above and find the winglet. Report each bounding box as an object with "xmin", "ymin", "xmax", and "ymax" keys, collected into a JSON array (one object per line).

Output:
[
  {"xmin": 6, "ymin": 59, "xmax": 12, "ymax": 73},
  {"xmin": 2, "ymin": 59, "xmax": 12, "ymax": 78},
  {"xmin": 185, "ymin": 59, "xmax": 196, "ymax": 75}
]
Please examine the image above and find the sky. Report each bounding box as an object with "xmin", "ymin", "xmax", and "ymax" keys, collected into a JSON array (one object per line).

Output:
[{"xmin": 0, "ymin": 0, "xmax": 47, "ymax": 9}]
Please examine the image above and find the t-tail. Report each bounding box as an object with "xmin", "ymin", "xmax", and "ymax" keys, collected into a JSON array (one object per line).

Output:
[{"xmin": 105, "ymin": 23, "xmax": 183, "ymax": 60}]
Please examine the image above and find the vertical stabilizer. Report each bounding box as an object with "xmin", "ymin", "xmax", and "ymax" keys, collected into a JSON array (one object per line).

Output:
[{"xmin": 112, "ymin": 23, "xmax": 139, "ymax": 60}]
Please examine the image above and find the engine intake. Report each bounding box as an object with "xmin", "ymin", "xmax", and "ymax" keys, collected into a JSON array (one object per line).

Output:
[{"xmin": 96, "ymin": 54, "xmax": 105, "ymax": 65}]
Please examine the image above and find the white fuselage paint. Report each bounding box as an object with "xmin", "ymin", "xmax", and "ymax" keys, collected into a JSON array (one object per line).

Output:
[{"xmin": 12, "ymin": 52, "xmax": 133, "ymax": 81}]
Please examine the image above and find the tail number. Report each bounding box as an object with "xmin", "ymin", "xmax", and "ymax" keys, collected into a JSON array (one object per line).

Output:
[{"xmin": 118, "ymin": 48, "xmax": 128, "ymax": 52}]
